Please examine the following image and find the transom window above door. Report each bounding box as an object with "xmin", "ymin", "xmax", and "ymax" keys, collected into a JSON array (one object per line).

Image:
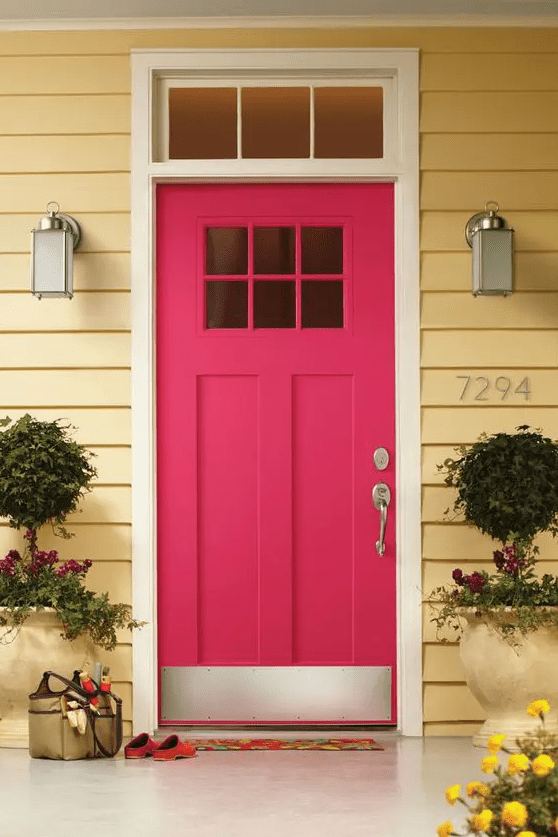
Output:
[
  {"xmin": 203, "ymin": 224, "xmax": 347, "ymax": 331},
  {"xmin": 159, "ymin": 83, "xmax": 385, "ymax": 162}
]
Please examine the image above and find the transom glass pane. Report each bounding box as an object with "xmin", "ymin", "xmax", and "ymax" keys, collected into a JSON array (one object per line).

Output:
[
  {"xmin": 169, "ymin": 87, "xmax": 237, "ymax": 160},
  {"xmin": 254, "ymin": 227, "xmax": 296, "ymax": 275},
  {"xmin": 254, "ymin": 281, "xmax": 296, "ymax": 329},
  {"xmin": 314, "ymin": 87, "xmax": 383, "ymax": 159},
  {"xmin": 301, "ymin": 281, "xmax": 344, "ymax": 329},
  {"xmin": 241, "ymin": 87, "xmax": 310, "ymax": 159},
  {"xmin": 206, "ymin": 281, "xmax": 248, "ymax": 329},
  {"xmin": 206, "ymin": 228, "xmax": 248, "ymax": 275},
  {"xmin": 301, "ymin": 227, "xmax": 344, "ymax": 275}
]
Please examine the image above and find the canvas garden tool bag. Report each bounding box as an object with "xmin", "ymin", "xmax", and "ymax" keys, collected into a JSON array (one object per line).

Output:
[{"xmin": 28, "ymin": 670, "xmax": 122, "ymax": 760}]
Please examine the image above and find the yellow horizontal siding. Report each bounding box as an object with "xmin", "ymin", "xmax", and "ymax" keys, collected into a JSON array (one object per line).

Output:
[
  {"xmin": 0, "ymin": 214, "xmax": 130, "ymax": 255},
  {"xmin": 0, "ymin": 409, "xmax": 130, "ymax": 445},
  {"xmin": 423, "ymin": 407, "xmax": 558, "ymax": 444},
  {"xmin": 422, "ymin": 173, "xmax": 558, "ymax": 211},
  {"xmin": 0, "ymin": 135, "xmax": 129, "ymax": 174},
  {"xmin": 422, "ymin": 447, "xmax": 454, "ymax": 485},
  {"xmin": 422, "ymin": 293, "xmax": 558, "ymax": 329},
  {"xmin": 0, "ymin": 370, "xmax": 129, "ymax": 405},
  {"xmin": 421, "ymin": 331, "xmax": 558, "ymax": 368},
  {"xmin": 422, "ymin": 369, "xmax": 551, "ymax": 406},
  {"xmin": 421, "ymin": 134, "xmax": 558, "ymax": 172},
  {"xmin": 0, "ymin": 293, "xmax": 129, "ymax": 331},
  {"xmin": 0, "ymin": 95, "xmax": 130, "ymax": 134},
  {"xmin": 0, "ymin": 253, "xmax": 130, "ymax": 292},
  {"xmin": 421, "ymin": 92, "xmax": 558, "ymax": 132},
  {"xmin": 421, "ymin": 53, "xmax": 558, "ymax": 91},
  {"xmin": 423, "ymin": 486, "xmax": 458, "ymax": 523},
  {"xmin": 422, "ymin": 523, "xmax": 557, "ymax": 561},
  {"xmin": 0, "ymin": 524, "xmax": 131, "ymax": 562},
  {"xmin": 423, "ymin": 684, "xmax": 485, "ymax": 722},
  {"xmin": 422, "ymin": 253, "xmax": 558, "ymax": 292},
  {"xmin": 424, "ymin": 722, "xmax": 481, "ymax": 737},
  {"xmin": 0, "ymin": 27, "xmax": 557, "ymax": 55},
  {"xmin": 0, "ymin": 173, "xmax": 130, "ymax": 213},
  {"xmin": 421, "ymin": 211, "xmax": 558, "ymax": 252},
  {"xmin": 0, "ymin": 56, "xmax": 130, "ymax": 95},
  {"xmin": 0, "ymin": 333, "xmax": 130, "ymax": 368},
  {"xmin": 88, "ymin": 560, "xmax": 132, "ymax": 604},
  {"xmin": 89, "ymin": 447, "xmax": 131, "ymax": 485},
  {"xmin": 69, "ymin": 486, "xmax": 131, "ymax": 524},
  {"xmin": 423, "ymin": 644, "xmax": 466, "ymax": 682}
]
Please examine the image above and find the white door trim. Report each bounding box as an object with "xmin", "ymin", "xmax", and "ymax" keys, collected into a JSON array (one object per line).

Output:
[{"xmin": 131, "ymin": 47, "xmax": 422, "ymax": 736}]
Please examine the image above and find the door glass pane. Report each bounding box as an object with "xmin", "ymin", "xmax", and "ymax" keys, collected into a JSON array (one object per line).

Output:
[
  {"xmin": 242, "ymin": 87, "xmax": 310, "ymax": 159},
  {"xmin": 254, "ymin": 281, "xmax": 296, "ymax": 329},
  {"xmin": 206, "ymin": 228, "xmax": 248, "ymax": 275},
  {"xmin": 254, "ymin": 227, "xmax": 296, "ymax": 274},
  {"xmin": 314, "ymin": 87, "xmax": 383, "ymax": 159},
  {"xmin": 206, "ymin": 281, "xmax": 248, "ymax": 329},
  {"xmin": 169, "ymin": 87, "xmax": 237, "ymax": 159},
  {"xmin": 301, "ymin": 281, "xmax": 344, "ymax": 329},
  {"xmin": 301, "ymin": 227, "xmax": 344, "ymax": 275}
]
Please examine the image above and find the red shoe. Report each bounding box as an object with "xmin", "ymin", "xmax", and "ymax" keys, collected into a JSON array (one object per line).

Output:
[
  {"xmin": 124, "ymin": 732, "xmax": 160, "ymax": 759},
  {"xmin": 152, "ymin": 735, "xmax": 196, "ymax": 761}
]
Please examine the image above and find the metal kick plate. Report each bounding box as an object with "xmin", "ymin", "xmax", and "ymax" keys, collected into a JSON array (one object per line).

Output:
[{"xmin": 161, "ymin": 666, "xmax": 392, "ymax": 722}]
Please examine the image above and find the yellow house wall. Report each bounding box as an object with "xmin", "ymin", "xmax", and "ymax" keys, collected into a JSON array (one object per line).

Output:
[{"xmin": 1, "ymin": 25, "xmax": 556, "ymax": 735}]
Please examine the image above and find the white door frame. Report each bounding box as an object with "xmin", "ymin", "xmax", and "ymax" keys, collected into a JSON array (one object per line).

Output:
[{"xmin": 130, "ymin": 47, "xmax": 422, "ymax": 736}]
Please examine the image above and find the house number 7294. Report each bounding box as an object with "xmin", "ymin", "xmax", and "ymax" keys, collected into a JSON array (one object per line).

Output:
[{"xmin": 457, "ymin": 376, "xmax": 531, "ymax": 402}]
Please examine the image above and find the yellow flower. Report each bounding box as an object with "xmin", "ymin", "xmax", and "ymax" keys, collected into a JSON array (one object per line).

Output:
[
  {"xmin": 516, "ymin": 832, "xmax": 537, "ymax": 837},
  {"xmin": 532, "ymin": 754, "xmax": 555, "ymax": 777},
  {"xmin": 472, "ymin": 809, "xmax": 493, "ymax": 831},
  {"xmin": 508, "ymin": 753, "xmax": 530, "ymax": 775},
  {"xmin": 487, "ymin": 734, "xmax": 506, "ymax": 754},
  {"xmin": 466, "ymin": 781, "xmax": 490, "ymax": 798},
  {"xmin": 501, "ymin": 801, "xmax": 528, "ymax": 828},
  {"xmin": 527, "ymin": 699, "xmax": 550, "ymax": 717},
  {"xmin": 481, "ymin": 755, "xmax": 499, "ymax": 773},
  {"xmin": 445, "ymin": 784, "xmax": 461, "ymax": 805},
  {"xmin": 437, "ymin": 822, "xmax": 453, "ymax": 837}
]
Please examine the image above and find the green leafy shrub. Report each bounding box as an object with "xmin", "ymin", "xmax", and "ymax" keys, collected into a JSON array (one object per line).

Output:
[
  {"xmin": 428, "ymin": 427, "xmax": 558, "ymax": 641},
  {"xmin": 0, "ymin": 415, "xmax": 143, "ymax": 650}
]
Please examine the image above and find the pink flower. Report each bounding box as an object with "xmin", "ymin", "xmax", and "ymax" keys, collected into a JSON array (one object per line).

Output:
[
  {"xmin": 466, "ymin": 572, "xmax": 486, "ymax": 594},
  {"xmin": 452, "ymin": 568, "xmax": 465, "ymax": 585}
]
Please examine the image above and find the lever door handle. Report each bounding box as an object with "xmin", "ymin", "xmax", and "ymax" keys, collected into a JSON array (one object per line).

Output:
[{"xmin": 372, "ymin": 482, "xmax": 391, "ymax": 556}]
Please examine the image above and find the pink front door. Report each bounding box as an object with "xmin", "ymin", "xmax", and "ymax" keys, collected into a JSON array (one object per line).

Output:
[{"xmin": 156, "ymin": 183, "xmax": 396, "ymax": 724}]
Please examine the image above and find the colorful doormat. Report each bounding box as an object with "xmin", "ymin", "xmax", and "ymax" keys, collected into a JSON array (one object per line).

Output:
[{"xmin": 186, "ymin": 738, "xmax": 382, "ymax": 750}]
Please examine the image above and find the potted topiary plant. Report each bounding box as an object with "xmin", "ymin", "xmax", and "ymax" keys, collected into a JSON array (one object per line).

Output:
[
  {"xmin": 428, "ymin": 426, "xmax": 558, "ymax": 749},
  {"xmin": 0, "ymin": 414, "xmax": 143, "ymax": 747}
]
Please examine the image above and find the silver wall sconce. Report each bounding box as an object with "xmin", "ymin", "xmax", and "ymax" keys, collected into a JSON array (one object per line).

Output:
[
  {"xmin": 31, "ymin": 202, "xmax": 81, "ymax": 299},
  {"xmin": 465, "ymin": 201, "xmax": 514, "ymax": 297}
]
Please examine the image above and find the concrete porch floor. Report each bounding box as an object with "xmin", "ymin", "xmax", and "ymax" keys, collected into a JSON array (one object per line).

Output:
[{"xmin": 0, "ymin": 730, "xmax": 486, "ymax": 837}]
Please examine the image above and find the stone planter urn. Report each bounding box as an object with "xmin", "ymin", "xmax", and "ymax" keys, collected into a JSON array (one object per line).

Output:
[
  {"xmin": 458, "ymin": 608, "xmax": 558, "ymax": 750},
  {"xmin": 0, "ymin": 608, "xmax": 96, "ymax": 749}
]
